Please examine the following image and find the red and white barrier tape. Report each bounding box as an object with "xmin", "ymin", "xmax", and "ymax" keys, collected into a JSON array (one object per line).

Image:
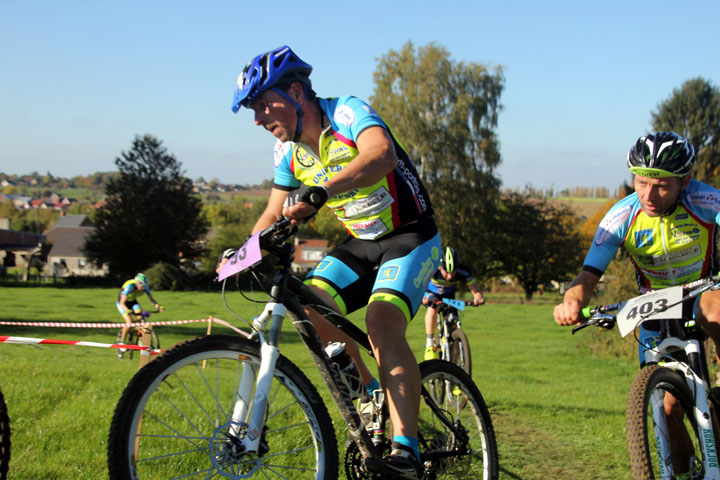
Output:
[
  {"xmin": 0, "ymin": 317, "xmax": 251, "ymax": 338},
  {"xmin": 0, "ymin": 335, "xmax": 162, "ymax": 354}
]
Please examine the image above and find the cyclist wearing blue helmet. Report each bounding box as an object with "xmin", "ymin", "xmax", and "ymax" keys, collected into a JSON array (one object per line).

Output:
[{"xmin": 226, "ymin": 45, "xmax": 440, "ymax": 478}]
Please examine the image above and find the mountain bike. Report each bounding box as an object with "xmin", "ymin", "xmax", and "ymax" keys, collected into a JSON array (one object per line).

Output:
[
  {"xmin": 0, "ymin": 385, "xmax": 9, "ymax": 480},
  {"xmin": 115, "ymin": 309, "xmax": 161, "ymax": 360},
  {"xmin": 573, "ymin": 275, "xmax": 720, "ymax": 480},
  {"xmin": 108, "ymin": 218, "xmax": 499, "ymax": 479},
  {"xmin": 428, "ymin": 298, "xmax": 477, "ymax": 376}
]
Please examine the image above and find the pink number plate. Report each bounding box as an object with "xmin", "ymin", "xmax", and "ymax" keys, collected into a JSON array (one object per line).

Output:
[{"xmin": 217, "ymin": 232, "xmax": 263, "ymax": 281}]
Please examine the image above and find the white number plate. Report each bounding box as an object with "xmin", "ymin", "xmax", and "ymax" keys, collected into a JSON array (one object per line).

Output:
[{"xmin": 616, "ymin": 286, "xmax": 684, "ymax": 337}]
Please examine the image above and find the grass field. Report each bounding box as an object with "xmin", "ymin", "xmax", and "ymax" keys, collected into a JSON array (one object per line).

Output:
[{"xmin": 0, "ymin": 285, "xmax": 638, "ymax": 479}]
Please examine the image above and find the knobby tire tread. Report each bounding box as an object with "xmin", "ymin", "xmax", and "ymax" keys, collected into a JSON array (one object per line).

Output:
[{"xmin": 626, "ymin": 364, "xmax": 701, "ymax": 480}]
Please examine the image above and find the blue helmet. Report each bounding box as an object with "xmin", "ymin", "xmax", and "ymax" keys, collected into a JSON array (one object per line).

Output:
[{"xmin": 231, "ymin": 46, "xmax": 312, "ymax": 113}]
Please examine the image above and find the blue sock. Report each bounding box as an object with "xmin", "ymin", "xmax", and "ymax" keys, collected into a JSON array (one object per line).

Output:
[
  {"xmin": 365, "ymin": 377, "xmax": 380, "ymax": 396},
  {"xmin": 393, "ymin": 436, "xmax": 420, "ymax": 460}
]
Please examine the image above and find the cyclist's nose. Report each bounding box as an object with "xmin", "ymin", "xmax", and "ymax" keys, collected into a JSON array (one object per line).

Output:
[{"xmin": 254, "ymin": 109, "xmax": 267, "ymax": 126}]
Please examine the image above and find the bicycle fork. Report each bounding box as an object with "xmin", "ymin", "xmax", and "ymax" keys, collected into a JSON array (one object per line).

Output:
[
  {"xmin": 226, "ymin": 302, "xmax": 285, "ymax": 454},
  {"xmin": 646, "ymin": 338, "xmax": 720, "ymax": 479}
]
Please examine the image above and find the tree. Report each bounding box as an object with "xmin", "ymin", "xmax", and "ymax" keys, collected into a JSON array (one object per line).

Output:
[
  {"xmin": 651, "ymin": 77, "xmax": 720, "ymax": 184},
  {"xmin": 200, "ymin": 196, "xmax": 267, "ymax": 272},
  {"xmin": 370, "ymin": 41, "xmax": 505, "ymax": 279},
  {"xmin": 489, "ymin": 194, "xmax": 585, "ymax": 301},
  {"xmin": 84, "ymin": 134, "xmax": 208, "ymax": 278}
]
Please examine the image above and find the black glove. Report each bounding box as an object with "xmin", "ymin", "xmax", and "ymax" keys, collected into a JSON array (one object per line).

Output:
[{"xmin": 285, "ymin": 185, "xmax": 330, "ymax": 210}]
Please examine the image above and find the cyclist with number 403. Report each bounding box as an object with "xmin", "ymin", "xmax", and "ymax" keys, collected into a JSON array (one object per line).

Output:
[
  {"xmin": 422, "ymin": 246, "xmax": 484, "ymax": 361},
  {"xmin": 554, "ymin": 131, "xmax": 720, "ymax": 478}
]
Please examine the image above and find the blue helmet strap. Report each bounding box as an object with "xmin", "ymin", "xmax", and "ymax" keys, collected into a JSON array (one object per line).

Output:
[{"xmin": 271, "ymin": 86, "xmax": 305, "ymax": 142}]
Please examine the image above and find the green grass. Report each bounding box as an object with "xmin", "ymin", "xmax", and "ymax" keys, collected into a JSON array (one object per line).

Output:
[{"xmin": 0, "ymin": 285, "xmax": 639, "ymax": 479}]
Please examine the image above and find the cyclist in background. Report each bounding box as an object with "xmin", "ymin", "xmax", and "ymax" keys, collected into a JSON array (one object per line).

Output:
[
  {"xmin": 116, "ymin": 273, "xmax": 162, "ymax": 349},
  {"xmin": 553, "ymin": 131, "xmax": 720, "ymax": 477},
  {"xmin": 422, "ymin": 246, "xmax": 484, "ymax": 360},
  {"xmin": 225, "ymin": 45, "xmax": 440, "ymax": 478}
]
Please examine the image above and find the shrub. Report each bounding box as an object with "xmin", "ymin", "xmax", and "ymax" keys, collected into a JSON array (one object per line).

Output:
[{"xmin": 145, "ymin": 262, "xmax": 190, "ymax": 291}]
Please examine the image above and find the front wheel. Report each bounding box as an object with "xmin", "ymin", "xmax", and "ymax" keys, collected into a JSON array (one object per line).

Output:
[
  {"xmin": 449, "ymin": 328, "xmax": 472, "ymax": 376},
  {"xmin": 626, "ymin": 364, "xmax": 713, "ymax": 479},
  {"xmin": 418, "ymin": 360, "xmax": 498, "ymax": 480},
  {"xmin": 107, "ymin": 335, "xmax": 339, "ymax": 479},
  {"xmin": 0, "ymin": 386, "xmax": 10, "ymax": 480}
]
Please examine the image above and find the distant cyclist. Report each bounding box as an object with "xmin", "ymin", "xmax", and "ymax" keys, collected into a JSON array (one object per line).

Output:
[
  {"xmin": 116, "ymin": 273, "xmax": 162, "ymax": 348},
  {"xmin": 422, "ymin": 246, "xmax": 484, "ymax": 360}
]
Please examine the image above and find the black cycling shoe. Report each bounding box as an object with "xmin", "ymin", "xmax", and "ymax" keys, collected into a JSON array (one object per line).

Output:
[{"xmin": 383, "ymin": 445, "xmax": 423, "ymax": 480}]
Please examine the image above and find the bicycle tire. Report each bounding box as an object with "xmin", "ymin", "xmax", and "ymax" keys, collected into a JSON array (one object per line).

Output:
[
  {"xmin": 0, "ymin": 386, "xmax": 10, "ymax": 480},
  {"xmin": 449, "ymin": 328, "xmax": 472, "ymax": 376},
  {"xmin": 107, "ymin": 335, "xmax": 339, "ymax": 480},
  {"xmin": 626, "ymin": 364, "xmax": 709, "ymax": 479},
  {"xmin": 418, "ymin": 360, "xmax": 498, "ymax": 480}
]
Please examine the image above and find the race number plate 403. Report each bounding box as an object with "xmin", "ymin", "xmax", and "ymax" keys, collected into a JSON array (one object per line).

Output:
[
  {"xmin": 217, "ymin": 232, "xmax": 262, "ymax": 281},
  {"xmin": 616, "ymin": 285, "xmax": 683, "ymax": 338}
]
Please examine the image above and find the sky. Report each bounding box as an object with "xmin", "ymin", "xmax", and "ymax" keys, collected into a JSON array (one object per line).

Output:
[{"xmin": 1, "ymin": 0, "xmax": 718, "ymax": 193}]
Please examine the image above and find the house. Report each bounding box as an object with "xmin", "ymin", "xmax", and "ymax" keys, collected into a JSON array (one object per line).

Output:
[
  {"xmin": 45, "ymin": 215, "xmax": 107, "ymax": 277},
  {"xmin": 291, "ymin": 238, "xmax": 329, "ymax": 273},
  {"xmin": 0, "ymin": 218, "xmax": 46, "ymax": 269},
  {"xmin": 50, "ymin": 214, "xmax": 95, "ymax": 229}
]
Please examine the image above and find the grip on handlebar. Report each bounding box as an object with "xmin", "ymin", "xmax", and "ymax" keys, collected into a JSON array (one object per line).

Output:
[{"xmin": 580, "ymin": 307, "xmax": 592, "ymax": 319}]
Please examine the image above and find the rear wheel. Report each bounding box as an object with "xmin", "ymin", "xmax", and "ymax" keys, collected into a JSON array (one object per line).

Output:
[
  {"xmin": 108, "ymin": 335, "xmax": 339, "ymax": 479},
  {"xmin": 626, "ymin": 365, "xmax": 708, "ymax": 479},
  {"xmin": 419, "ymin": 360, "xmax": 498, "ymax": 480},
  {"xmin": 137, "ymin": 328, "xmax": 160, "ymax": 353}
]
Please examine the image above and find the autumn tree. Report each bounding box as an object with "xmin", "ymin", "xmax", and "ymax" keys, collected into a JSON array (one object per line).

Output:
[
  {"xmin": 651, "ymin": 77, "xmax": 720, "ymax": 184},
  {"xmin": 489, "ymin": 194, "xmax": 585, "ymax": 301},
  {"xmin": 370, "ymin": 41, "xmax": 505, "ymax": 278},
  {"xmin": 84, "ymin": 134, "xmax": 208, "ymax": 278}
]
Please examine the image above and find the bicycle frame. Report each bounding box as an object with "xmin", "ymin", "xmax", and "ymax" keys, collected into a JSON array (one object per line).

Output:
[
  {"xmin": 220, "ymin": 237, "xmax": 383, "ymax": 469},
  {"xmin": 643, "ymin": 333, "xmax": 720, "ymax": 479},
  {"xmin": 220, "ymin": 230, "xmax": 469, "ymax": 473},
  {"xmin": 431, "ymin": 298, "xmax": 465, "ymax": 361}
]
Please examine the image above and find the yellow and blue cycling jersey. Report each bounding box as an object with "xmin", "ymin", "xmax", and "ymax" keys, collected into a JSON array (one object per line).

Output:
[
  {"xmin": 584, "ymin": 179, "xmax": 720, "ymax": 290},
  {"xmin": 272, "ymin": 96, "xmax": 433, "ymax": 240},
  {"xmin": 116, "ymin": 279, "xmax": 151, "ymax": 314}
]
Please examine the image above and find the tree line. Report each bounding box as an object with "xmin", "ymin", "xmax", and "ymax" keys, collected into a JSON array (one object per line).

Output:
[{"xmin": 79, "ymin": 42, "xmax": 719, "ymax": 300}]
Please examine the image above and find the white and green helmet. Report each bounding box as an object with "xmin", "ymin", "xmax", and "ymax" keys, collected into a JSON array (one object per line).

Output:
[
  {"xmin": 627, "ymin": 131, "xmax": 695, "ymax": 178},
  {"xmin": 134, "ymin": 273, "xmax": 147, "ymax": 286}
]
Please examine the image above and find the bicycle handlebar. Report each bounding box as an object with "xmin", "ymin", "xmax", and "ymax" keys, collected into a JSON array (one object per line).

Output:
[{"xmin": 571, "ymin": 274, "xmax": 720, "ymax": 335}]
